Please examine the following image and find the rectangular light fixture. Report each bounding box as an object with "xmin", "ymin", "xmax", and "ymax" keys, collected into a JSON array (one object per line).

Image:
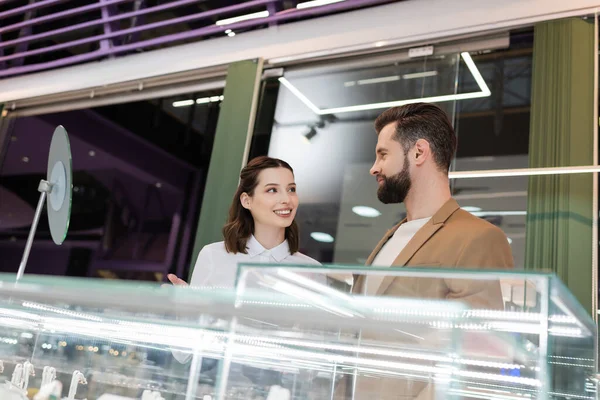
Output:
[
  {"xmin": 471, "ymin": 211, "xmax": 526, "ymax": 217},
  {"xmin": 173, "ymin": 96, "xmax": 223, "ymax": 107},
  {"xmin": 357, "ymin": 75, "xmax": 400, "ymax": 85},
  {"xmin": 449, "ymin": 165, "xmax": 600, "ymax": 179},
  {"xmin": 279, "ymin": 52, "xmax": 490, "ymax": 115},
  {"xmin": 403, "ymin": 71, "xmax": 438, "ymax": 80},
  {"xmin": 278, "ymin": 77, "xmax": 321, "ymax": 114},
  {"xmin": 216, "ymin": 11, "xmax": 269, "ymax": 26},
  {"xmin": 297, "ymin": 0, "xmax": 345, "ymax": 9},
  {"xmin": 172, "ymin": 99, "xmax": 194, "ymax": 107}
]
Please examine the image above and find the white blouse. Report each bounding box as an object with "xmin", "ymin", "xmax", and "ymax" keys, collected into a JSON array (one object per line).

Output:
[{"xmin": 189, "ymin": 235, "xmax": 321, "ymax": 289}]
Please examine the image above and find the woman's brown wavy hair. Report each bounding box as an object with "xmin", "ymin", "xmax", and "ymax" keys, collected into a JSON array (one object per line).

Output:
[{"xmin": 223, "ymin": 156, "xmax": 299, "ymax": 254}]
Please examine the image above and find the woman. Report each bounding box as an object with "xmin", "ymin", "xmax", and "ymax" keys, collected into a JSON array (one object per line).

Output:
[{"xmin": 167, "ymin": 156, "xmax": 320, "ymax": 288}]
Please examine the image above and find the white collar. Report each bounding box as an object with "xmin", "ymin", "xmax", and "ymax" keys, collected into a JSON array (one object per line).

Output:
[{"xmin": 246, "ymin": 235, "xmax": 291, "ymax": 262}]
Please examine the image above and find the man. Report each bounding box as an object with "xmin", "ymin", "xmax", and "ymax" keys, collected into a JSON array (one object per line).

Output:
[
  {"xmin": 356, "ymin": 102, "xmax": 514, "ymax": 305},
  {"xmin": 336, "ymin": 103, "xmax": 515, "ymax": 400}
]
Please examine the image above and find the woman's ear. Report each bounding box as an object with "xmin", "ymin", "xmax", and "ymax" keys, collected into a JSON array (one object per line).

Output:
[{"xmin": 240, "ymin": 193, "xmax": 251, "ymax": 210}]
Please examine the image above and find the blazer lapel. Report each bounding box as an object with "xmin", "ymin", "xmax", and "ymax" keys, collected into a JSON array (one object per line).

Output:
[
  {"xmin": 365, "ymin": 224, "xmax": 401, "ymax": 266},
  {"xmin": 353, "ymin": 224, "xmax": 401, "ymax": 294},
  {"xmin": 375, "ymin": 198, "xmax": 461, "ymax": 295}
]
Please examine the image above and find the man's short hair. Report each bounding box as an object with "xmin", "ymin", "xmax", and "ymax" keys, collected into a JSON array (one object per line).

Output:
[{"xmin": 375, "ymin": 103, "xmax": 457, "ymax": 172}]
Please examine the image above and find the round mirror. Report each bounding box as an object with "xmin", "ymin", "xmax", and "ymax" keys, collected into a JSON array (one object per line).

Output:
[{"xmin": 46, "ymin": 125, "xmax": 72, "ymax": 245}]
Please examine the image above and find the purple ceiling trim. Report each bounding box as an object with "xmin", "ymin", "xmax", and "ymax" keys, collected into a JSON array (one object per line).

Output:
[
  {"xmin": 0, "ymin": 50, "xmax": 108, "ymax": 77},
  {"xmin": 0, "ymin": 0, "xmax": 202, "ymax": 50},
  {"xmin": 0, "ymin": 0, "xmax": 391, "ymax": 77},
  {"xmin": 103, "ymin": 0, "xmax": 392, "ymax": 55},
  {"xmin": 0, "ymin": 34, "xmax": 5, "ymax": 70},
  {"xmin": 0, "ymin": 0, "xmax": 68, "ymax": 20},
  {"xmin": 0, "ymin": 0, "xmax": 278, "ymax": 63},
  {"xmin": 99, "ymin": 0, "xmax": 118, "ymax": 51},
  {"xmin": 0, "ymin": 0, "xmax": 135, "ymax": 35}
]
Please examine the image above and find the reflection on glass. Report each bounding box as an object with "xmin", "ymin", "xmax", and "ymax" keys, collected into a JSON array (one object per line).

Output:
[
  {"xmin": 271, "ymin": 54, "xmax": 461, "ymax": 263},
  {"xmin": 452, "ymin": 175, "xmax": 527, "ymax": 267},
  {"xmin": 453, "ymin": 38, "xmax": 533, "ymax": 171},
  {"xmin": 0, "ymin": 90, "xmax": 223, "ymax": 281}
]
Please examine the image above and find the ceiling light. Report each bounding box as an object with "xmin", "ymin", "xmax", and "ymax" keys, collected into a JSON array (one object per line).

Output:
[
  {"xmin": 297, "ymin": 0, "xmax": 345, "ymax": 9},
  {"xmin": 460, "ymin": 206, "xmax": 481, "ymax": 212},
  {"xmin": 173, "ymin": 99, "xmax": 194, "ymax": 107},
  {"xmin": 402, "ymin": 71, "xmax": 438, "ymax": 80},
  {"xmin": 310, "ymin": 232, "xmax": 334, "ymax": 243},
  {"xmin": 196, "ymin": 96, "xmax": 224, "ymax": 104},
  {"xmin": 88, "ymin": 150, "xmax": 96, "ymax": 157},
  {"xmin": 225, "ymin": 29, "xmax": 232, "ymax": 34},
  {"xmin": 449, "ymin": 165, "xmax": 600, "ymax": 179},
  {"xmin": 278, "ymin": 52, "xmax": 490, "ymax": 115},
  {"xmin": 374, "ymin": 41, "xmax": 387, "ymax": 48},
  {"xmin": 216, "ymin": 11, "xmax": 269, "ymax": 26},
  {"xmin": 352, "ymin": 206, "xmax": 381, "ymax": 218},
  {"xmin": 227, "ymin": 31, "xmax": 236, "ymax": 37},
  {"xmin": 21, "ymin": 156, "xmax": 29, "ymax": 163},
  {"xmin": 304, "ymin": 127, "xmax": 317, "ymax": 142},
  {"xmin": 471, "ymin": 211, "xmax": 526, "ymax": 217},
  {"xmin": 357, "ymin": 76, "xmax": 400, "ymax": 85},
  {"xmin": 278, "ymin": 77, "xmax": 321, "ymax": 114}
]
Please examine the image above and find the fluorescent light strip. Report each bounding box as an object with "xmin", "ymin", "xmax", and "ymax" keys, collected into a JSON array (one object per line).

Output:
[
  {"xmin": 449, "ymin": 165, "xmax": 600, "ymax": 179},
  {"xmin": 279, "ymin": 52, "xmax": 488, "ymax": 115},
  {"xmin": 320, "ymin": 90, "xmax": 489, "ymax": 114},
  {"xmin": 461, "ymin": 52, "xmax": 491, "ymax": 95},
  {"xmin": 402, "ymin": 71, "xmax": 438, "ymax": 79},
  {"xmin": 471, "ymin": 211, "xmax": 526, "ymax": 217},
  {"xmin": 454, "ymin": 191, "xmax": 527, "ymax": 200},
  {"xmin": 357, "ymin": 75, "xmax": 400, "ymax": 85},
  {"xmin": 216, "ymin": 10, "xmax": 269, "ymax": 26},
  {"xmin": 173, "ymin": 99, "xmax": 194, "ymax": 107},
  {"xmin": 297, "ymin": 0, "xmax": 345, "ymax": 9},
  {"xmin": 173, "ymin": 96, "xmax": 223, "ymax": 107},
  {"xmin": 278, "ymin": 77, "xmax": 321, "ymax": 114}
]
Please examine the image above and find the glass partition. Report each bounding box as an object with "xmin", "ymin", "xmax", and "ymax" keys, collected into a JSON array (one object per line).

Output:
[
  {"xmin": 237, "ymin": 264, "xmax": 597, "ymax": 400},
  {"xmin": 0, "ymin": 272, "xmax": 465, "ymax": 400}
]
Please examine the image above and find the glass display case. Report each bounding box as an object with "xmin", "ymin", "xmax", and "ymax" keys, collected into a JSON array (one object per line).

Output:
[
  {"xmin": 0, "ymin": 272, "xmax": 468, "ymax": 400},
  {"xmin": 0, "ymin": 265, "xmax": 595, "ymax": 400},
  {"xmin": 236, "ymin": 264, "xmax": 598, "ymax": 400}
]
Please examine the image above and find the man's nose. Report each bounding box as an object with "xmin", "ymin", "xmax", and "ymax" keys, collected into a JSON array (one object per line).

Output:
[{"xmin": 370, "ymin": 162, "xmax": 379, "ymax": 176}]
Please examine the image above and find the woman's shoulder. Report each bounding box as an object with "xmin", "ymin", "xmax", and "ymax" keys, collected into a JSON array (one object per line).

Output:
[
  {"xmin": 200, "ymin": 241, "xmax": 228, "ymax": 254},
  {"xmin": 291, "ymin": 251, "xmax": 321, "ymax": 265}
]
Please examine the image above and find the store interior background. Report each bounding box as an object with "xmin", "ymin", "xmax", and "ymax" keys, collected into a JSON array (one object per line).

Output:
[{"xmin": 0, "ymin": 30, "xmax": 533, "ymax": 280}]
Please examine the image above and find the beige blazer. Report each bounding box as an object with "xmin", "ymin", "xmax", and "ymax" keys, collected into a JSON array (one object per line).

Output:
[
  {"xmin": 354, "ymin": 198, "xmax": 514, "ymax": 308},
  {"xmin": 334, "ymin": 199, "xmax": 515, "ymax": 400}
]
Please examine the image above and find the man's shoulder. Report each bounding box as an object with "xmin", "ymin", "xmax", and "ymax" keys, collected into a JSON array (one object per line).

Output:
[{"xmin": 446, "ymin": 208, "xmax": 507, "ymax": 239}]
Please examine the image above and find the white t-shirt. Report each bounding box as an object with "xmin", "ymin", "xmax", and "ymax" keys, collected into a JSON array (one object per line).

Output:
[
  {"xmin": 367, "ymin": 217, "xmax": 431, "ymax": 295},
  {"xmin": 190, "ymin": 235, "xmax": 321, "ymax": 289}
]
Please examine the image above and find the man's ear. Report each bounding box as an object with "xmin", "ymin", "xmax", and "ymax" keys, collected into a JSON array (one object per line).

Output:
[
  {"xmin": 414, "ymin": 139, "xmax": 431, "ymax": 166},
  {"xmin": 240, "ymin": 193, "xmax": 251, "ymax": 210}
]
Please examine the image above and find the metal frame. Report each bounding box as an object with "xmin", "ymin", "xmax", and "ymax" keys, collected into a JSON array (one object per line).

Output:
[
  {"xmin": 279, "ymin": 52, "xmax": 491, "ymax": 115},
  {"xmin": 0, "ymin": 0, "xmax": 390, "ymax": 78},
  {"xmin": 593, "ymin": 12, "xmax": 599, "ymax": 325}
]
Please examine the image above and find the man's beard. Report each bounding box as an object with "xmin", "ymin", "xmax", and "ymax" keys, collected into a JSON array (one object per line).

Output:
[{"xmin": 377, "ymin": 158, "xmax": 412, "ymax": 204}]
